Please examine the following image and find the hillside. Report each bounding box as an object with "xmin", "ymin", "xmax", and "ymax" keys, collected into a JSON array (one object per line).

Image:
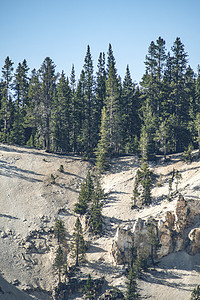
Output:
[{"xmin": 1, "ymin": 144, "xmax": 200, "ymax": 299}]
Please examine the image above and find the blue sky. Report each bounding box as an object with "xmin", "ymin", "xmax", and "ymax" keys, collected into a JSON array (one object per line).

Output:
[{"xmin": 0, "ymin": 0, "xmax": 200, "ymax": 83}]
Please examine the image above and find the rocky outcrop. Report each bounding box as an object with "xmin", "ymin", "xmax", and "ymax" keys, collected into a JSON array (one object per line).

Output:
[
  {"xmin": 111, "ymin": 194, "xmax": 200, "ymax": 264},
  {"xmin": 188, "ymin": 228, "xmax": 200, "ymax": 255},
  {"xmin": 111, "ymin": 224, "xmax": 134, "ymax": 264},
  {"xmin": 111, "ymin": 218, "xmax": 158, "ymax": 264},
  {"xmin": 158, "ymin": 195, "xmax": 190, "ymax": 257}
]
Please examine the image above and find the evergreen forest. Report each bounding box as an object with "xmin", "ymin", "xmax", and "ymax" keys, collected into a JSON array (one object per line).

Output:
[{"xmin": 1, "ymin": 37, "xmax": 200, "ymax": 163}]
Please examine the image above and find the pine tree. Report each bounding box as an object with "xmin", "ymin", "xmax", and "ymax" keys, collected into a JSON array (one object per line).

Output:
[
  {"xmin": 84, "ymin": 274, "xmax": 95, "ymax": 299},
  {"xmin": 96, "ymin": 52, "xmax": 106, "ymax": 118},
  {"xmin": 85, "ymin": 170, "xmax": 94, "ymax": 198},
  {"xmin": 53, "ymin": 219, "xmax": 65, "ymax": 245},
  {"xmin": 132, "ymin": 162, "xmax": 153, "ymax": 207},
  {"xmin": 11, "ymin": 59, "xmax": 30, "ymax": 144},
  {"xmin": 74, "ymin": 170, "xmax": 94, "ymax": 215},
  {"xmin": 89, "ymin": 174, "xmax": 104, "ymax": 235},
  {"xmin": 13, "ymin": 59, "xmax": 29, "ymax": 109},
  {"xmin": 121, "ymin": 65, "xmax": 140, "ymax": 153},
  {"xmin": 170, "ymin": 37, "xmax": 189, "ymax": 152},
  {"xmin": 147, "ymin": 221, "xmax": 160, "ymax": 268},
  {"xmin": 0, "ymin": 56, "xmax": 14, "ymax": 142},
  {"xmin": 39, "ymin": 57, "xmax": 57, "ymax": 151},
  {"xmin": 54, "ymin": 245, "xmax": 65, "ymax": 284},
  {"xmin": 154, "ymin": 120, "xmax": 170, "ymax": 160},
  {"xmin": 140, "ymin": 37, "xmax": 168, "ymax": 159},
  {"xmin": 74, "ymin": 181, "xmax": 89, "ymax": 215},
  {"xmin": 139, "ymin": 103, "xmax": 156, "ymax": 161},
  {"xmin": 105, "ymin": 45, "xmax": 122, "ymax": 155},
  {"xmin": 71, "ymin": 217, "xmax": 86, "ymax": 266},
  {"xmin": 95, "ymin": 106, "xmax": 110, "ymax": 173},
  {"xmin": 80, "ymin": 45, "xmax": 96, "ymax": 158},
  {"xmin": 125, "ymin": 265, "xmax": 140, "ymax": 300},
  {"xmin": 154, "ymin": 36, "xmax": 167, "ymax": 82},
  {"xmin": 191, "ymin": 285, "xmax": 200, "ymax": 300},
  {"xmin": 25, "ymin": 69, "xmax": 42, "ymax": 147},
  {"xmin": 75, "ymin": 69, "xmax": 85, "ymax": 154},
  {"xmin": 52, "ymin": 71, "xmax": 72, "ymax": 152},
  {"xmin": 141, "ymin": 37, "xmax": 166, "ymax": 120},
  {"xmin": 70, "ymin": 64, "xmax": 78, "ymax": 153},
  {"xmin": 106, "ymin": 43, "xmax": 116, "ymax": 75}
]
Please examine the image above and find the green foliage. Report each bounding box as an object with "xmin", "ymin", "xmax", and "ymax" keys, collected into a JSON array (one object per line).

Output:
[
  {"xmin": 128, "ymin": 247, "xmax": 148, "ymax": 280},
  {"xmin": 52, "ymin": 71, "xmax": 72, "ymax": 152},
  {"xmin": 74, "ymin": 170, "xmax": 94, "ymax": 215},
  {"xmin": 84, "ymin": 274, "xmax": 95, "ymax": 299},
  {"xmin": 139, "ymin": 104, "xmax": 156, "ymax": 161},
  {"xmin": 58, "ymin": 164, "xmax": 64, "ymax": 173},
  {"xmin": 125, "ymin": 265, "xmax": 140, "ymax": 300},
  {"xmin": 105, "ymin": 47, "xmax": 122, "ymax": 155},
  {"xmin": 74, "ymin": 170, "xmax": 104, "ymax": 236},
  {"xmin": 121, "ymin": 65, "xmax": 141, "ymax": 154},
  {"xmin": 191, "ymin": 285, "xmax": 200, "ymax": 300},
  {"xmin": 182, "ymin": 143, "xmax": 193, "ymax": 164},
  {"xmin": 53, "ymin": 219, "xmax": 65, "ymax": 245},
  {"xmin": 78, "ymin": 45, "xmax": 97, "ymax": 158},
  {"xmin": 95, "ymin": 106, "xmax": 110, "ymax": 173},
  {"xmin": 132, "ymin": 162, "xmax": 153, "ymax": 207},
  {"xmin": 134, "ymin": 248, "xmax": 148, "ymax": 276},
  {"xmin": 0, "ymin": 38, "xmax": 199, "ymax": 160},
  {"xmin": 0, "ymin": 56, "xmax": 14, "ymax": 142},
  {"xmin": 40, "ymin": 57, "xmax": 57, "ymax": 151},
  {"xmin": 146, "ymin": 221, "xmax": 161, "ymax": 267},
  {"xmin": 71, "ymin": 217, "xmax": 86, "ymax": 266},
  {"xmin": 54, "ymin": 246, "xmax": 65, "ymax": 284},
  {"xmin": 154, "ymin": 120, "xmax": 170, "ymax": 159},
  {"xmin": 50, "ymin": 174, "xmax": 56, "ymax": 184},
  {"xmin": 89, "ymin": 176, "xmax": 104, "ymax": 235}
]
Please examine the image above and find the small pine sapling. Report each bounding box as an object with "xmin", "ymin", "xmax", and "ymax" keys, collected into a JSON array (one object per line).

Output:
[
  {"xmin": 84, "ymin": 274, "xmax": 95, "ymax": 299},
  {"xmin": 191, "ymin": 285, "xmax": 200, "ymax": 300},
  {"xmin": 50, "ymin": 174, "xmax": 56, "ymax": 184},
  {"xmin": 58, "ymin": 164, "xmax": 64, "ymax": 172}
]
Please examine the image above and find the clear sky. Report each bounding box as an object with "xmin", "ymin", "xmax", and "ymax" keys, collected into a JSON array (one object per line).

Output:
[{"xmin": 0, "ymin": 0, "xmax": 200, "ymax": 83}]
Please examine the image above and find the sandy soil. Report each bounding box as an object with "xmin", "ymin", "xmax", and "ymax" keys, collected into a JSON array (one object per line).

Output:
[{"xmin": 1, "ymin": 144, "xmax": 200, "ymax": 299}]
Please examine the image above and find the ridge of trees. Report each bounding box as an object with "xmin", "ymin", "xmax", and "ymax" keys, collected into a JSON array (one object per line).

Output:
[{"xmin": 1, "ymin": 37, "xmax": 200, "ymax": 165}]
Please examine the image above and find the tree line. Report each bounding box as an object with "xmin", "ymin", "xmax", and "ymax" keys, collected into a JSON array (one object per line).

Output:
[{"xmin": 1, "ymin": 37, "xmax": 200, "ymax": 164}]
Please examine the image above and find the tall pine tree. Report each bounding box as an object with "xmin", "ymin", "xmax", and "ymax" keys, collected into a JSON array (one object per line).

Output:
[
  {"xmin": 39, "ymin": 57, "xmax": 57, "ymax": 151},
  {"xmin": 80, "ymin": 46, "xmax": 96, "ymax": 158},
  {"xmin": 105, "ymin": 45, "xmax": 122, "ymax": 154},
  {"xmin": 0, "ymin": 56, "xmax": 14, "ymax": 142},
  {"xmin": 52, "ymin": 71, "xmax": 72, "ymax": 152},
  {"xmin": 71, "ymin": 217, "xmax": 86, "ymax": 266}
]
